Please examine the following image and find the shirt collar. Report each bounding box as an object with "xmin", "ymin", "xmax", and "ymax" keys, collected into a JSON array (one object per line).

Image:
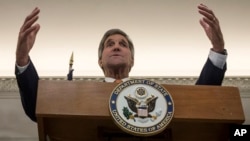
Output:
[{"xmin": 105, "ymin": 77, "xmax": 130, "ymax": 83}]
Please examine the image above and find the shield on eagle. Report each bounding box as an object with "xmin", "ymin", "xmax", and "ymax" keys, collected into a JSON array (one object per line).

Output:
[{"xmin": 109, "ymin": 79, "xmax": 174, "ymax": 136}]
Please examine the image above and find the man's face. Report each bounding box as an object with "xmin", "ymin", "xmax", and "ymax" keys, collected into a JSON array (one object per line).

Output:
[{"xmin": 99, "ymin": 34, "xmax": 134, "ymax": 71}]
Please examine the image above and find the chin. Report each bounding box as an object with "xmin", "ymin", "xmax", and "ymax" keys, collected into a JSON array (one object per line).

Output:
[{"xmin": 108, "ymin": 62, "xmax": 127, "ymax": 68}]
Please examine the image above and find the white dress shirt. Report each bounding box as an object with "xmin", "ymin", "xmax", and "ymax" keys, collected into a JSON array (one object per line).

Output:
[{"xmin": 104, "ymin": 77, "xmax": 130, "ymax": 83}]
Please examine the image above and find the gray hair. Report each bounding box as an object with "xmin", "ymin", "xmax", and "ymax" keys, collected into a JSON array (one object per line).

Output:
[{"xmin": 98, "ymin": 29, "xmax": 134, "ymax": 60}]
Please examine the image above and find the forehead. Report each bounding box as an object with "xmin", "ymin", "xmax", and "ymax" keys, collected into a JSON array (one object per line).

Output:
[{"xmin": 105, "ymin": 34, "xmax": 128, "ymax": 43}]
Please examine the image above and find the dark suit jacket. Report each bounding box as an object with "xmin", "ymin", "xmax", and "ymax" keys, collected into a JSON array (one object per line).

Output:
[{"xmin": 15, "ymin": 58, "xmax": 226, "ymax": 122}]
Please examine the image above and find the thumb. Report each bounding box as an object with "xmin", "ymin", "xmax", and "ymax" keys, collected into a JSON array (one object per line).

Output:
[
  {"xmin": 199, "ymin": 19, "xmax": 207, "ymax": 31},
  {"xmin": 34, "ymin": 24, "xmax": 40, "ymax": 35}
]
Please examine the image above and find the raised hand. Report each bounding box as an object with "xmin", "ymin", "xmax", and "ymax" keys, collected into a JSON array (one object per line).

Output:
[
  {"xmin": 198, "ymin": 4, "xmax": 225, "ymax": 53},
  {"xmin": 16, "ymin": 7, "xmax": 40, "ymax": 66}
]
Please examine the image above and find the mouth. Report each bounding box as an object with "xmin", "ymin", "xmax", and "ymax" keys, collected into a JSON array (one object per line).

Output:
[{"xmin": 111, "ymin": 54, "xmax": 121, "ymax": 57}]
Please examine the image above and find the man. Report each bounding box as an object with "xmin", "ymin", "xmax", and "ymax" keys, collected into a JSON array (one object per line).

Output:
[{"xmin": 15, "ymin": 4, "xmax": 227, "ymax": 122}]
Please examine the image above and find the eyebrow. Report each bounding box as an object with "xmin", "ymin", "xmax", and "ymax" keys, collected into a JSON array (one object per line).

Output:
[
  {"xmin": 120, "ymin": 39, "xmax": 128, "ymax": 45},
  {"xmin": 105, "ymin": 39, "xmax": 128, "ymax": 45},
  {"xmin": 105, "ymin": 39, "xmax": 112, "ymax": 45}
]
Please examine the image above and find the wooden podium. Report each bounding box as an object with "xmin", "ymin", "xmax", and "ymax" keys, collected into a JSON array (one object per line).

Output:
[{"xmin": 36, "ymin": 80, "xmax": 245, "ymax": 141}]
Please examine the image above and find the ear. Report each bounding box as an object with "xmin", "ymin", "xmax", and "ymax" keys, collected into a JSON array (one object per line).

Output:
[
  {"xmin": 130, "ymin": 58, "xmax": 134, "ymax": 67},
  {"xmin": 98, "ymin": 59, "xmax": 103, "ymax": 67}
]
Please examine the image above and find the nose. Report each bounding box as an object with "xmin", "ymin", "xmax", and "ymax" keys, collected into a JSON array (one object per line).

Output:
[{"xmin": 113, "ymin": 42, "xmax": 121, "ymax": 51}]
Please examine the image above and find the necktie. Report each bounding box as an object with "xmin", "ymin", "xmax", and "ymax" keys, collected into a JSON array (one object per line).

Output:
[{"xmin": 114, "ymin": 79, "xmax": 122, "ymax": 84}]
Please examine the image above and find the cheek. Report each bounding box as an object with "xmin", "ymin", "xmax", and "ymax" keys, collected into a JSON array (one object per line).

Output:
[
  {"xmin": 101, "ymin": 51, "xmax": 108, "ymax": 60},
  {"xmin": 126, "ymin": 51, "xmax": 133, "ymax": 61}
]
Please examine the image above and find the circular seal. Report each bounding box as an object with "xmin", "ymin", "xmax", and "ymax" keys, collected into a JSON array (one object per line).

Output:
[{"xmin": 109, "ymin": 79, "xmax": 174, "ymax": 136}]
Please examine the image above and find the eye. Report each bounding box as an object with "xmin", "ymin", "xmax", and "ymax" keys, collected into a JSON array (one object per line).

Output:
[
  {"xmin": 120, "ymin": 41, "xmax": 128, "ymax": 47},
  {"xmin": 106, "ymin": 41, "xmax": 114, "ymax": 48}
]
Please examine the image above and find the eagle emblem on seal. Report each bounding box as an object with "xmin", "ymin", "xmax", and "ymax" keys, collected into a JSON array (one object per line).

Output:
[
  {"xmin": 109, "ymin": 79, "xmax": 174, "ymax": 136},
  {"xmin": 123, "ymin": 87, "xmax": 160, "ymax": 122}
]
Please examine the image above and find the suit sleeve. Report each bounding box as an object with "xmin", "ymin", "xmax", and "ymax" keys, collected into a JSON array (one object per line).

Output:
[
  {"xmin": 15, "ymin": 60, "xmax": 39, "ymax": 122},
  {"xmin": 196, "ymin": 58, "xmax": 226, "ymax": 85}
]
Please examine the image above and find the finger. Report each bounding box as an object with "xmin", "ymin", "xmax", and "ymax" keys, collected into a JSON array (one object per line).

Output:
[
  {"xmin": 21, "ymin": 15, "xmax": 39, "ymax": 33},
  {"xmin": 23, "ymin": 7, "xmax": 40, "ymax": 25},
  {"xmin": 32, "ymin": 24, "xmax": 40, "ymax": 40},
  {"xmin": 34, "ymin": 24, "xmax": 40, "ymax": 35},
  {"xmin": 199, "ymin": 10, "xmax": 216, "ymax": 23},
  {"xmin": 198, "ymin": 4, "xmax": 215, "ymax": 21},
  {"xmin": 22, "ymin": 24, "xmax": 40, "ymax": 38},
  {"xmin": 20, "ymin": 8, "xmax": 40, "ymax": 32},
  {"xmin": 199, "ymin": 3, "xmax": 208, "ymax": 8},
  {"xmin": 198, "ymin": 4, "xmax": 214, "ymax": 15},
  {"xmin": 199, "ymin": 19, "xmax": 212, "ymax": 35},
  {"xmin": 199, "ymin": 19, "xmax": 207, "ymax": 30},
  {"xmin": 201, "ymin": 17, "xmax": 215, "ymax": 28},
  {"xmin": 198, "ymin": 9, "xmax": 218, "ymax": 29}
]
